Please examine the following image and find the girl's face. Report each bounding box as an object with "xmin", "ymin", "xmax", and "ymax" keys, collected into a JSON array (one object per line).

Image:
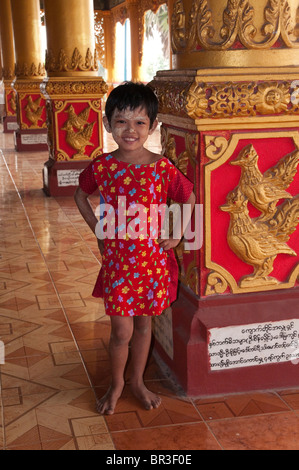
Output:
[{"xmin": 103, "ymin": 106, "xmax": 158, "ymax": 154}]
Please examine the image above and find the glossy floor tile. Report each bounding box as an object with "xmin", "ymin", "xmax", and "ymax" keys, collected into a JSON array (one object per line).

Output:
[{"xmin": 1, "ymin": 127, "xmax": 299, "ymax": 450}]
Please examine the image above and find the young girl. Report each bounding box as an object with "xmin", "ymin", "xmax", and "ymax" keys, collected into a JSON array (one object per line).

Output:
[{"xmin": 75, "ymin": 82, "xmax": 195, "ymax": 415}]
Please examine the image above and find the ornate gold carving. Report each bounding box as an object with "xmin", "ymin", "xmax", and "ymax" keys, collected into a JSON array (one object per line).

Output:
[
  {"xmin": 2, "ymin": 67, "xmax": 15, "ymax": 80},
  {"xmin": 13, "ymin": 80, "xmax": 43, "ymax": 93},
  {"xmin": 204, "ymin": 131, "xmax": 299, "ymax": 296},
  {"xmin": 61, "ymin": 105, "xmax": 95, "ymax": 160},
  {"xmin": 45, "ymin": 47, "xmax": 98, "ymax": 74},
  {"xmin": 209, "ymin": 82, "xmax": 256, "ymax": 118},
  {"xmin": 110, "ymin": 0, "xmax": 166, "ymax": 72},
  {"xmin": 151, "ymin": 79, "xmax": 195, "ymax": 118},
  {"xmin": 165, "ymin": 132, "xmax": 198, "ymax": 175},
  {"xmin": 153, "ymin": 77, "xmax": 299, "ymax": 121},
  {"xmin": 113, "ymin": 5, "xmax": 128, "ymax": 25},
  {"xmin": 15, "ymin": 62, "xmax": 45, "ymax": 78},
  {"xmin": 205, "ymin": 272, "xmax": 228, "ymax": 295},
  {"xmin": 9, "ymin": 93, "xmax": 17, "ymax": 113},
  {"xmin": 185, "ymin": 82, "xmax": 208, "ymax": 119},
  {"xmin": 42, "ymin": 79, "xmax": 108, "ymax": 98},
  {"xmin": 142, "ymin": 0, "xmax": 166, "ymax": 13},
  {"xmin": 25, "ymin": 96, "xmax": 44, "ymax": 127},
  {"xmin": 94, "ymin": 11, "xmax": 106, "ymax": 69},
  {"xmin": 221, "ymin": 145, "xmax": 299, "ymax": 288},
  {"xmin": 231, "ymin": 144, "xmax": 299, "ymax": 220},
  {"xmin": 171, "ymin": 0, "xmax": 186, "ymax": 52},
  {"xmin": 205, "ymin": 136, "xmax": 229, "ymax": 160},
  {"xmin": 171, "ymin": 0, "xmax": 299, "ymax": 53},
  {"xmin": 250, "ymin": 81, "xmax": 290, "ymax": 114}
]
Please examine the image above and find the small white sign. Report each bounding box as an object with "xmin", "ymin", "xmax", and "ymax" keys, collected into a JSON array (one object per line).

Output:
[
  {"xmin": 57, "ymin": 169, "xmax": 83, "ymax": 187},
  {"xmin": 21, "ymin": 133, "xmax": 48, "ymax": 145},
  {"xmin": 7, "ymin": 122, "xmax": 19, "ymax": 131},
  {"xmin": 208, "ymin": 319, "xmax": 299, "ymax": 371}
]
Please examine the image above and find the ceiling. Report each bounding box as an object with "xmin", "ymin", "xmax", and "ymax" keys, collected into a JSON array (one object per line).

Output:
[{"xmin": 40, "ymin": 0, "xmax": 125, "ymax": 10}]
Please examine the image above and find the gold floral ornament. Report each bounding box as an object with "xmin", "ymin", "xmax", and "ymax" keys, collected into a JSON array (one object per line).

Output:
[
  {"xmin": 185, "ymin": 82, "xmax": 209, "ymax": 119},
  {"xmin": 15, "ymin": 62, "xmax": 46, "ymax": 78},
  {"xmin": 46, "ymin": 47, "xmax": 98, "ymax": 74},
  {"xmin": 205, "ymin": 136, "xmax": 229, "ymax": 160},
  {"xmin": 162, "ymin": 81, "xmax": 299, "ymax": 120},
  {"xmin": 209, "ymin": 82, "xmax": 256, "ymax": 118},
  {"xmin": 171, "ymin": 0, "xmax": 186, "ymax": 52},
  {"xmin": 171, "ymin": 0, "xmax": 299, "ymax": 53},
  {"xmin": 205, "ymin": 272, "xmax": 228, "ymax": 296},
  {"xmin": 250, "ymin": 82, "xmax": 290, "ymax": 114}
]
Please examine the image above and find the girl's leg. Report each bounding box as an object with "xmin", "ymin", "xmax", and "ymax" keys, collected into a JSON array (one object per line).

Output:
[
  {"xmin": 129, "ymin": 316, "xmax": 161, "ymax": 410},
  {"xmin": 96, "ymin": 316, "xmax": 133, "ymax": 415}
]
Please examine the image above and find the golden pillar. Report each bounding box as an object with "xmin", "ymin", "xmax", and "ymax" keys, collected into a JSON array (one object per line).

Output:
[
  {"xmin": 11, "ymin": 0, "xmax": 47, "ymax": 151},
  {"xmin": 0, "ymin": 0, "xmax": 17, "ymax": 133},
  {"xmin": 102, "ymin": 10, "xmax": 116, "ymax": 87},
  {"xmin": 127, "ymin": 0, "xmax": 144, "ymax": 82},
  {"xmin": 41, "ymin": 0, "xmax": 107, "ymax": 196},
  {"xmin": 151, "ymin": 0, "xmax": 299, "ymax": 396}
]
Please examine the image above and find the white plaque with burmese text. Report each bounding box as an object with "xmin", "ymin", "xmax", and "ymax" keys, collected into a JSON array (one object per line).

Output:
[
  {"xmin": 57, "ymin": 169, "xmax": 83, "ymax": 187},
  {"xmin": 208, "ymin": 319, "xmax": 299, "ymax": 371}
]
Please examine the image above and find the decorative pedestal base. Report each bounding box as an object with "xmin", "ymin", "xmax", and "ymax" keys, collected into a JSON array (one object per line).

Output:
[
  {"xmin": 12, "ymin": 78, "xmax": 48, "ymax": 151},
  {"xmin": 154, "ymin": 288, "xmax": 299, "ymax": 397},
  {"xmin": 43, "ymin": 158, "xmax": 90, "ymax": 197},
  {"xmin": 14, "ymin": 128, "xmax": 48, "ymax": 152},
  {"xmin": 3, "ymin": 115, "xmax": 18, "ymax": 133},
  {"xmin": 151, "ymin": 67, "xmax": 299, "ymax": 397},
  {"xmin": 41, "ymin": 76, "xmax": 107, "ymax": 197}
]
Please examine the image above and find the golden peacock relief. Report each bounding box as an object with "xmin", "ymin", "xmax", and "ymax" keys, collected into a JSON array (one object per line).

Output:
[
  {"xmin": 221, "ymin": 144, "xmax": 299, "ymax": 288},
  {"xmin": 25, "ymin": 96, "xmax": 43, "ymax": 127},
  {"xmin": 62, "ymin": 104, "xmax": 95, "ymax": 160}
]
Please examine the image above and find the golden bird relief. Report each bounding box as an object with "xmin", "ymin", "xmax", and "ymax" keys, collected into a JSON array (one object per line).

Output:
[
  {"xmin": 25, "ymin": 95, "xmax": 43, "ymax": 127},
  {"xmin": 66, "ymin": 104, "xmax": 90, "ymax": 131},
  {"xmin": 231, "ymin": 145, "xmax": 299, "ymax": 221},
  {"xmin": 221, "ymin": 145, "xmax": 299, "ymax": 289},
  {"xmin": 62, "ymin": 105, "xmax": 95, "ymax": 160},
  {"xmin": 221, "ymin": 188, "xmax": 299, "ymax": 288},
  {"xmin": 9, "ymin": 94, "xmax": 17, "ymax": 113}
]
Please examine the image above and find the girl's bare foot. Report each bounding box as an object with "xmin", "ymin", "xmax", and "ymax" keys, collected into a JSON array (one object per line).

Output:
[
  {"xmin": 130, "ymin": 382, "xmax": 162, "ymax": 411},
  {"xmin": 96, "ymin": 384, "xmax": 124, "ymax": 415}
]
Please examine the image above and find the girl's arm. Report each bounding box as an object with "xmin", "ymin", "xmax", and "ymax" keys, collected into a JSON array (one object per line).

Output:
[
  {"xmin": 74, "ymin": 187, "xmax": 98, "ymax": 233},
  {"xmin": 74, "ymin": 187, "xmax": 104, "ymax": 254},
  {"xmin": 157, "ymin": 191, "xmax": 196, "ymax": 251}
]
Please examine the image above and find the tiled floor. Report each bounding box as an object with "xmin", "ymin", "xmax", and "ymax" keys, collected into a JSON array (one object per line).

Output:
[{"xmin": 1, "ymin": 127, "xmax": 299, "ymax": 450}]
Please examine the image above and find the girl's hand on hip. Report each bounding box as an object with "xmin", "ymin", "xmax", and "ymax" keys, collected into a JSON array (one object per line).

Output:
[{"xmin": 157, "ymin": 235, "xmax": 181, "ymax": 251}]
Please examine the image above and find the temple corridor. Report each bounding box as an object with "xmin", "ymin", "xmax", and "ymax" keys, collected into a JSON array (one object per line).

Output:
[{"xmin": 1, "ymin": 127, "xmax": 299, "ymax": 450}]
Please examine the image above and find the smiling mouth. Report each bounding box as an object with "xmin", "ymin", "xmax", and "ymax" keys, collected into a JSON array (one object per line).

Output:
[{"xmin": 123, "ymin": 137, "xmax": 138, "ymax": 142}]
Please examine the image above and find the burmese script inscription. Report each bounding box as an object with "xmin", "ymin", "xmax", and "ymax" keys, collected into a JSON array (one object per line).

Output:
[
  {"xmin": 208, "ymin": 319, "xmax": 299, "ymax": 371},
  {"xmin": 57, "ymin": 169, "xmax": 83, "ymax": 187}
]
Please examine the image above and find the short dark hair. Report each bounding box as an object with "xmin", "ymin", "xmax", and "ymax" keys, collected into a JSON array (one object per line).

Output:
[{"xmin": 105, "ymin": 82, "xmax": 158, "ymax": 128}]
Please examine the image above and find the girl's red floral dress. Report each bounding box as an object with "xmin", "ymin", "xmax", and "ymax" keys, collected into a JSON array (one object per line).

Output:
[{"xmin": 79, "ymin": 154, "xmax": 193, "ymax": 317}]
